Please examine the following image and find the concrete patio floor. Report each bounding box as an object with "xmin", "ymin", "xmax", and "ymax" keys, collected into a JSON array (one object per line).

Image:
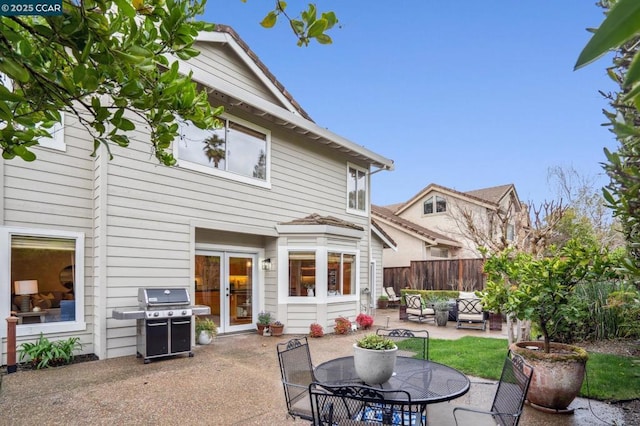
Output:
[{"xmin": 0, "ymin": 309, "xmax": 627, "ymax": 425}]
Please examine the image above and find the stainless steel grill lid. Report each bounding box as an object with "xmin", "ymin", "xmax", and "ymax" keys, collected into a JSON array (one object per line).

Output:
[{"xmin": 139, "ymin": 288, "xmax": 190, "ymax": 307}]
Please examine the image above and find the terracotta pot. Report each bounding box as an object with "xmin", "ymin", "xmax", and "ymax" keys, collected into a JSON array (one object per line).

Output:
[
  {"xmin": 256, "ymin": 323, "xmax": 268, "ymax": 335},
  {"xmin": 377, "ymin": 299, "xmax": 389, "ymax": 309},
  {"xmin": 510, "ymin": 341, "xmax": 588, "ymax": 412},
  {"xmin": 270, "ymin": 324, "xmax": 284, "ymax": 336}
]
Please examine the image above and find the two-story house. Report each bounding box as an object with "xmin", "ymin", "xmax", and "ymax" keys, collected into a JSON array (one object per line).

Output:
[
  {"xmin": 1, "ymin": 25, "xmax": 394, "ymax": 363},
  {"xmin": 373, "ymin": 183, "xmax": 527, "ymax": 268}
]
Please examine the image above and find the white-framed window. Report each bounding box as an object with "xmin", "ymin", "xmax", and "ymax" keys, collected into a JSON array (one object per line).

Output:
[
  {"xmin": 328, "ymin": 252, "xmax": 356, "ymax": 295},
  {"xmin": 347, "ymin": 163, "xmax": 368, "ymax": 214},
  {"xmin": 175, "ymin": 114, "xmax": 270, "ymax": 187},
  {"xmin": 1, "ymin": 227, "xmax": 85, "ymax": 335},
  {"xmin": 288, "ymin": 251, "xmax": 316, "ymax": 297},
  {"xmin": 1, "ymin": 73, "xmax": 66, "ymax": 152},
  {"xmin": 424, "ymin": 196, "xmax": 446, "ymax": 215}
]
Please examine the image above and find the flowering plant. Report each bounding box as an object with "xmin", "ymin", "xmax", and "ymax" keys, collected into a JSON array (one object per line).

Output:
[
  {"xmin": 334, "ymin": 316, "xmax": 352, "ymax": 335},
  {"xmin": 309, "ymin": 323, "xmax": 324, "ymax": 338},
  {"xmin": 355, "ymin": 313, "xmax": 374, "ymax": 329}
]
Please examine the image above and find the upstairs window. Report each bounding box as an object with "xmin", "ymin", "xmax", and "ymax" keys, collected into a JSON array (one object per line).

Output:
[
  {"xmin": 424, "ymin": 196, "xmax": 446, "ymax": 215},
  {"xmin": 1, "ymin": 73, "xmax": 65, "ymax": 151},
  {"xmin": 347, "ymin": 164, "xmax": 368, "ymax": 213},
  {"xmin": 176, "ymin": 115, "xmax": 269, "ymax": 184},
  {"xmin": 506, "ymin": 224, "xmax": 515, "ymax": 242}
]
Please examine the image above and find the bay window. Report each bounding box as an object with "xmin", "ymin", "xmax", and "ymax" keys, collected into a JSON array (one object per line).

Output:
[
  {"xmin": 328, "ymin": 252, "xmax": 356, "ymax": 295},
  {"xmin": 288, "ymin": 251, "xmax": 316, "ymax": 297}
]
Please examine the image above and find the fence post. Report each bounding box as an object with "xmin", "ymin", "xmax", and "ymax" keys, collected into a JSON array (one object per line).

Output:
[{"xmin": 6, "ymin": 313, "xmax": 18, "ymax": 373}]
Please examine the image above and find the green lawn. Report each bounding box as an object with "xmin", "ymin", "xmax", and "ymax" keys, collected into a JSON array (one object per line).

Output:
[{"xmin": 397, "ymin": 336, "xmax": 640, "ymax": 401}]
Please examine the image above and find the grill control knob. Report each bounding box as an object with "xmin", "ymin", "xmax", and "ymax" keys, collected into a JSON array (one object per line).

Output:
[
  {"xmin": 181, "ymin": 310, "xmax": 187, "ymax": 316},
  {"xmin": 168, "ymin": 311, "xmax": 174, "ymax": 316},
  {"xmin": 153, "ymin": 312, "xmax": 159, "ymax": 317}
]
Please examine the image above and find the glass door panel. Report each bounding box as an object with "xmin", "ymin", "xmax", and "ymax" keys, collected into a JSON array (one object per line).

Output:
[
  {"xmin": 194, "ymin": 254, "xmax": 222, "ymax": 331},
  {"xmin": 227, "ymin": 255, "xmax": 254, "ymax": 329}
]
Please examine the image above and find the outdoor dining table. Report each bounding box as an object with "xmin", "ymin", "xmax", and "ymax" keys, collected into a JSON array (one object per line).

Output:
[{"xmin": 314, "ymin": 356, "xmax": 470, "ymax": 406}]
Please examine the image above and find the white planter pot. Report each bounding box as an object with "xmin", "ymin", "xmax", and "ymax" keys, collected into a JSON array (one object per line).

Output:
[
  {"xmin": 198, "ymin": 330, "xmax": 213, "ymax": 345},
  {"xmin": 353, "ymin": 343, "xmax": 398, "ymax": 385}
]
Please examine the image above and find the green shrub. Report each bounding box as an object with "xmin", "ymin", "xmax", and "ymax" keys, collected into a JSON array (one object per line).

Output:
[
  {"xmin": 356, "ymin": 334, "xmax": 396, "ymax": 350},
  {"xmin": 19, "ymin": 333, "xmax": 82, "ymax": 369}
]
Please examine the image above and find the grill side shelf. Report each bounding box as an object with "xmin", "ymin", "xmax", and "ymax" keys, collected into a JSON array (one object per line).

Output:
[{"xmin": 112, "ymin": 308, "xmax": 146, "ymax": 320}]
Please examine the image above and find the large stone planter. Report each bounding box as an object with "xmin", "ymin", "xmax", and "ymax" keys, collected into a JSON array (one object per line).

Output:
[
  {"xmin": 510, "ymin": 341, "xmax": 588, "ymax": 412},
  {"xmin": 353, "ymin": 343, "xmax": 398, "ymax": 385},
  {"xmin": 435, "ymin": 310, "xmax": 449, "ymax": 326}
]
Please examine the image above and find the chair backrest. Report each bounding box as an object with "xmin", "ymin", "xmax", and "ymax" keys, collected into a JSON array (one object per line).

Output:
[
  {"xmin": 457, "ymin": 298, "xmax": 483, "ymax": 315},
  {"xmin": 309, "ymin": 383, "xmax": 424, "ymax": 426},
  {"xmin": 405, "ymin": 294, "xmax": 423, "ymax": 310},
  {"xmin": 385, "ymin": 287, "xmax": 400, "ymax": 301},
  {"xmin": 276, "ymin": 337, "xmax": 315, "ymax": 420},
  {"xmin": 491, "ymin": 352, "xmax": 534, "ymax": 426},
  {"xmin": 376, "ymin": 328, "xmax": 429, "ymax": 360}
]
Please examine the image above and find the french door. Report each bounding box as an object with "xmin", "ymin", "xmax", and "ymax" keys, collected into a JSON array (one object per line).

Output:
[{"xmin": 194, "ymin": 251, "xmax": 256, "ymax": 333}]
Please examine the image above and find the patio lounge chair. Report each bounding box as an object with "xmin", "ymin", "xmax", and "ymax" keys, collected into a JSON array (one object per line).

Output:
[
  {"xmin": 453, "ymin": 351, "xmax": 533, "ymax": 426},
  {"xmin": 456, "ymin": 297, "xmax": 486, "ymax": 331},
  {"xmin": 277, "ymin": 337, "xmax": 316, "ymax": 420},
  {"xmin": 405, "ymin": 294, "xmax": 435, "ymax": 323},
  {"xmin": 384, "ymin": 287, "xmax": 402, "ymax": 306}
]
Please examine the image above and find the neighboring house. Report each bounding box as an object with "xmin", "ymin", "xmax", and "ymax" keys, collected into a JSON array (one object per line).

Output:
[
  {"xmin": 1, "ymin": 25, "xmax": 394, "ymax": 363},
  {"xmin": 373, "ymin": 183, "xmax": 527, "ymax": 267}
]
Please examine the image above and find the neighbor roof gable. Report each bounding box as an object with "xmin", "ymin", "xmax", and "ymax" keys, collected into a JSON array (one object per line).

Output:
[{"xmin": 372, "ymin": 205, "xmax": 460, "ymax": 247}]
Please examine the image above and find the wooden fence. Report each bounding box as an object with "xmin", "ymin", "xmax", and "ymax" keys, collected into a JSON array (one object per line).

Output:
[{"xmin": 384, "ymin": 258, "xmax": 486, "ymax": 293}]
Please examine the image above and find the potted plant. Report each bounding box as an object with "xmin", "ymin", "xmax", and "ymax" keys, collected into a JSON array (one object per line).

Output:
[
  {"xmin": 377, "ymin": 294, "xmax": 389, "ymax": 309},
  {"xmin": 309, "ymin": 322, "xmax": 324, "ymax": 338},
  {"xmin": 353, "ymin": 334, "xmax": 398, "ymax": 384},
  {"xmin": 270, "ymin": 320, "xmax": 285, "ymax": 336},
  {"xmin": 355, "ymin": 312, "xmax": 374, "ymax": 329},
  {"xmin": 257, "ymin": 311, "xmax": 272, "ymax": 335},
  {"xmin": 195, "ymin": 317, "xmax": 217, "ymax": 345},
  {"xmin": 433, "ymin": 298, "xmax": 450, "ymax": 327},
  {"xmin": 485, "ymin": 240, "xmax": 620, "ymax": 412},
  {"xmin": 334, "ymin": 316, "xmax": 352, "ymax": 335}
]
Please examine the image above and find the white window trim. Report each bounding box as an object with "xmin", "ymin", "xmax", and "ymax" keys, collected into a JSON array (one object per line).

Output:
[
  {"xmin": 423, "ymin": 195, "xmax": 447, "ymax": 216},
  {"xmin": 1, "ymin": 72, "xmax": 66, "ymax": 152},
  {"xmin": 278, "ymin": 246, "xmax": 360, "ymax": 305},
  {"xmin": 174, "ymin": 113, "xmax": 272, "ymax": 189},
  {"xmin": 36, "ymin": 114, "xmax": 66, "ymax": 152},
  {"xmin": 346, "ymin": 163, "xmax": 369, "ymax": 217},
  {"xmin": 0, "ymin": 227, "xmax": 86, "ymax": 338}
]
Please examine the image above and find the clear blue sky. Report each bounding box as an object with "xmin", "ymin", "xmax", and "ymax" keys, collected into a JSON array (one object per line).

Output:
[{"xmin": 203, "ymin": 1, "xmax": 616, "ymax": 206}]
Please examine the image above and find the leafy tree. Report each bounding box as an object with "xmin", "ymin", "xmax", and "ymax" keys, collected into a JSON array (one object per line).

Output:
[
  {"xmin": 0, "ymin": 1, "xmax": 337, "ymax": 165},
  {"xmin": 575, "ymin": 0, "xmax": 640, "ymax": 275}
]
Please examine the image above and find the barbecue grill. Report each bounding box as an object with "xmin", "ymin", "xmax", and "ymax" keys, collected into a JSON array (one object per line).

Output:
[{"xmin": 112, "ymin": 288, "xmax": 210, "ymax": 363}]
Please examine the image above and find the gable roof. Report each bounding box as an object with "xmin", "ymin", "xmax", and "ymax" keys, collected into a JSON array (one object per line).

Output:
[
  {"xmin": 371, "ymin": 218, "xmax": 397, "ymax": 251},
  {"xmin": 372, "ymin": 205, "xmax": 460, "ymax": 247},
  {"xmin": 394, "ymin": 183, "xmax": 520, "ymax": 215},
  {"xmin": 186, "ymin": 27, "xmax": 394, "ymax": 171}
]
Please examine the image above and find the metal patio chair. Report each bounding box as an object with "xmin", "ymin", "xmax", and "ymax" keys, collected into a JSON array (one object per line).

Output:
[
  {"xmin": 405, "ymin": 294, "xmax": 435, "ymax": 323},
  {"xmin": 376, "ymin": 328, "xmax": 430, "ymax": 360},
  {"xmin": 453, "ymin": 351, "xmax": 533, "ymax": 426},
  {"xmin": 455, "ymin": 297, "xmax": 486, "ymax": 330},
  {"xmin": 385, "ymin": 287, "xmax": 402, "ymax": 307},
  {"xmin": 309, "ymin": 383, "xmax": 425, "ymax": 426},
  {"xmin": 277, "ymin": 337, "xmax": 316, "ymax": 420}
]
